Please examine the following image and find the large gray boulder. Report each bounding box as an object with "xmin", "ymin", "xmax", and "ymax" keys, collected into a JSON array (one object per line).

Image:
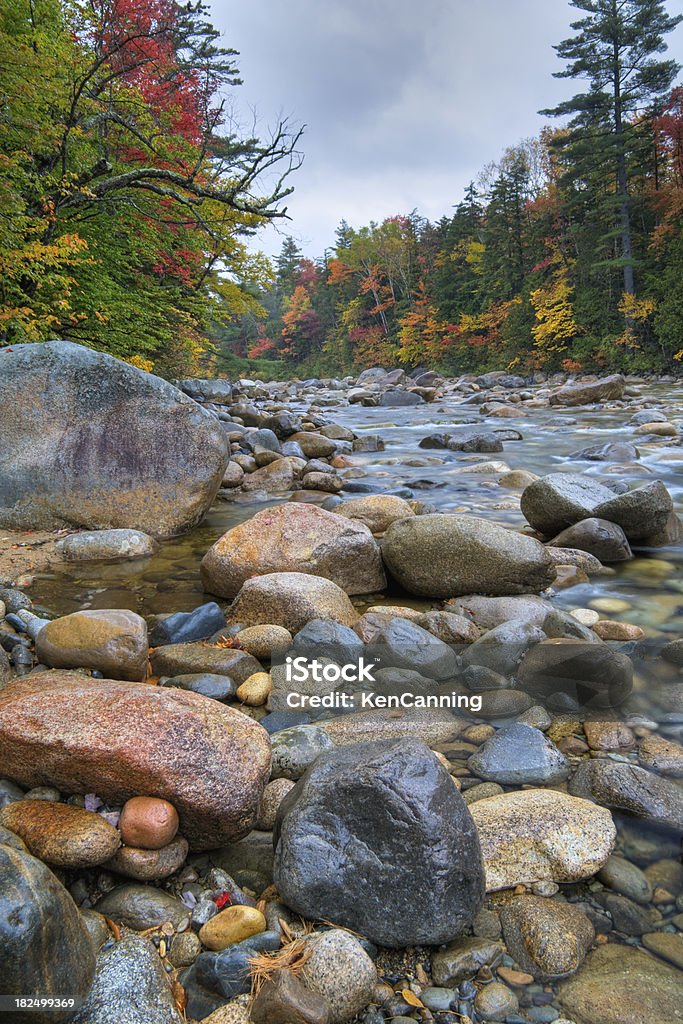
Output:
[
  {"xmin": 273, "ymin": 737, "xmax": 485, "ymax": 947},
  {"xmin": 0, "ymin": 843, "xmax": 96, "ymax": 1023},
  {"xmin": 382, "ymin": 515, "xmax": 556, "ymax": 598},
  {"xmin": 549, "ymin": 374, "xmax": 625, "ymax": 406},
  {"xmin": 0, "ymin": 341, "xmax": 229, "ymax": 537}
]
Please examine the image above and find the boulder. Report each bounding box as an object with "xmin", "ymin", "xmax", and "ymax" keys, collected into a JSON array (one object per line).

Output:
[
  {"xmin": 227, "ymin": 573, "xmax": 359, "ymax": 632},
  {"xmin": 520, "ymin": 474, "xmax": 615, "ymax": 536},
  {"xmin": 593, "ymin": 481, "xmax": 674, "ymax": 542},
  {"xmin": 274, "ymin": 738, "xmax": 485, "ymax": 947},
  {"xmin": 549, "ymin": 375, "xmax": 625, "ymax": 406},
  {"xmin": 550, "ymin": 519, "xmax": 632, "ymax": 563},
  {"xmin": 0, "ymin": 672, "xmax": 271, "ymax": 849},
  {"xmin": 55, "ymin": 530, "xmax": 158, "ymax": 562},
  {"xmin": 35, "ymin": 609, "xmax": 148, "ymax": 682},
  {"xmin": 0, "ymin": 843, "xmax": 96, "ymax": 1023},
  {"xmin": 382, "ymin": 515, "xmax": 556, "ymax": 598},
  {"xmin": 0, "ymin": 340, "xmax": 229, "ymax": 537},
  {"xmin": 469, "ymin": 789, "xmax": 616, "ymax": 892},
  {"xmin": 201, "ymin": 504, "xmax": 385, "ymax": 598}
]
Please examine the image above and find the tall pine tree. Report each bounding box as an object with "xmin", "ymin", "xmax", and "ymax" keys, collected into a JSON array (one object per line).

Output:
[{"xmin": 542, "ymin": 0, "xmax": 681, "ymax": 305}]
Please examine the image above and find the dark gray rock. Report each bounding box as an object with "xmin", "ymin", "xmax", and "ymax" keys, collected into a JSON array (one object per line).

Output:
[
  {"xmin": 71, "ymin": 934, "xmax": 182, "ymax": 1024},
  {"xmin": 149, "ymin": 603, "xmax": 226, "ymax": 645},
  {"xmin": 159, "ymin": 673, "xmax": 235, "ymax": 701},
  {"xmin": 0, "ymin": 843, "xmax": 96, "ymax": 1024},
  {"xmin": 550, "ymin": 519, "xmax": 632, "ymax": 563},
  {"xmin": 95, "ymin": 884, "xmax": 188, "ymax": 930},
  {"xmin": 0, "ymin": 341, "xmax": 229, "ymax": 537},
  {"xmin": 569, "ymin": 759, "xmax": 683, "ymax": 833},
  {"xmin": 195, "ymin": 931, "xmax": 281, "ymax": 998},
  {"xmin": 273, "ymin": 737, "xmax": 485, "ymax": 947},
  {"xmin": 569, "ymin": 442, "xmax": 639, "ymax": 462},
  {"xmin": 468, "ymin": 723, "xmax": 570, "ymax": 785},
  {"xmin": 292, "ymin": 619, "xmax": 364, "ymax": 665},
  {"xmin": 372, "ymin": 617, "xmax": 459, "ymax": 680},
  {"xmin": 378, "ymin": 390, "xmax": 424, "ymax": 406},
  {"xmin": 460, "ymin": 620, "xmax": 546, "ymax": 677},
  {"xmin": 178, "ymin": 378, "xmax": 233, "ymax": 405}
]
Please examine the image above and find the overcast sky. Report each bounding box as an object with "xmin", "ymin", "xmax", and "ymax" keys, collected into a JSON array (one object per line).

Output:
[{"xmin": 208, "ymin": 0, "xmax": 683, "ymax": 260}]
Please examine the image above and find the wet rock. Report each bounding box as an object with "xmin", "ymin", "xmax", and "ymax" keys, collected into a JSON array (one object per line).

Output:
[
  {"xmin": 35, "ymin": 609, "xmax": 148, "ymax": 681},
  {"xmin": 96, "ymin": 884, "xmax": 188, "ymax": 929},
  {"xmin": 592, "ymin": 620, "xmax": 644, "ymax": 641},
  {"xmin": 257, "ymin": 778, "xmax": 295, "ymax": 830},
  {"xmin": 500, "ymin": 896, "xmax": 595, "ymax": 980},
  {"xmin": 0, "ymin": 671, "xmax": 271, "ymax": 849},
  {"xmin": 378, "ymin": 389, "xmax": 424, "ymax": 406},
  {"xmin": 199, "ymin": 905, "xmax": 266, "ymax": 951},
  {"xmin": 292, "ymin": 619, "xmax": 364, "ymax": 664},
  {"xmin": 0, "ymin": 800, "xmax": 120, "ymax": 868},
  {"xmin": 558, "ymin": 942, "xmax": 683, "ymax": 1024},
  {"xmin": 274, "ymin": 738, "xmax": 484, "ymax": 947},
  {"xmin": 149, "ymin": 603, "xmax": 225, "ymax": 645},
  {"xmin": 150, "ymin": 644, "xmax": 260, "ymax": 686},
  {"xmin": 161, "ymin": 673, "xmax": 236, "ymax": 702},
  {"xmin": 382, "ymin": 514, "xmax": 556, "ymax": 598},
  {"xmin": 521, "ymin": 474, "xmax": 616, "ymax": 536},
  {"xmin": 569, "ymin": 759, "xmax": 683, "ymax": 833},
  {"xmin": 241, "ymin": 458, "xmax": 295, "ymax": 493},
  {"xmin": 194, "ymin": 931, "xmax": 281, "ymax": 999},
  {"xmin": 251, "ymin": 967, "xmax": 331, "ymax": 1024},
  {"xmin": 470, "ymin": 789, "xmax": 616, "ymax": 891},
  {"xmin": 0, "ymin": 843, "xmax": 96, "ymax": 1023},
  {"xmin": 71, "ymin": 933, "xmax": 182, "ymax": 1024},
  {"xmin": 549, "ymin": 374, "xmax": 625, "ymax": 406},
  {"xmin": 601, "ymin": 892, "xmax": 655, "ymax": 935},
  {"xmin": 202, "ymin": 503, "xmax": 385, "ymax": 598},
  {"xmin": 550, "ymin": 519, "xmax": 632, "ymax": 563},
  {"xmin": 271, "ymin": 725, "xmax": 334, "ymax": 780},
  {"xmin": 431, "ymin": 937, "xmax": 504, "ymax": 985},
  {"xmin": 288, "ymin": 432, "xmax": 338, "ymax": 458},
  {"xmin": 227, "ymin": 572, "xmax": 359, "ymax": 632},
  {"xmin": 516, "ymin": 639, "xmax": 633, "ymax": 710},
  {"xmin": 301, "ymin": 929, "xmax": 378, "ymax": 1024},
  {"xmin": 583, "ymin": 720, "xmax": 635, "ymax": 750},
  {"xmin": 0, "ymin": 340, "xmax": 228, "ymax": 537},
  {"xmin": 319, "ymin": 707, "xmax": 463, "ymax": 747},
  {"xmin": 56, "ymin": 529, "xmax": 159, "ymax": 562},
  {"xmin": 105, "ymin": 835, "xmax": 188, "ymax": 881},
  {"xmin": 474, "ymin": 982, "xmax": 519, "ymax": 1021},
  {"xmin": 468, "ymin": 723, "xmax": 570, "ymax": 785},
  {"xmin": 372, "ymin": 617, "xmax": 459, "ymax": 680},
  {"xmin": 415, "ymin": 610, "xmax": 480, "ymax": 644},
  {"xmin": 642, "ymin": 932, "xmax": 683, "ymax": 970}
]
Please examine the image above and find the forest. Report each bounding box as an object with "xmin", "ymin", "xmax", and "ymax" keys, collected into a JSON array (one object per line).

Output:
[{"xmin": 1, "ymin": 0, "xmax": 682, "ymax": 377}]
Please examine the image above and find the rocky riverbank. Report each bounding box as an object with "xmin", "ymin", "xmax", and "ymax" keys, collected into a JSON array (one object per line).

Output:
[{"xmin": 1, "ymin": 343, "xmax": 682, "ymax": 1024}]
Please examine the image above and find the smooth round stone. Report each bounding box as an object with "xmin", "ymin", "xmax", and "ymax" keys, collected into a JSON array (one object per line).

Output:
[
  {"xmin": 589, "ymin": 597, "xmax": 632, "ymax": 613},
  {"xmin": 80, "ymin": 909, "xmax": 111, "ymax": 950},
  {"xmin": 35, "ymin": 609, "xmax": 148, "ymax": 681},
  {"xmin": 235, "ymin": 625, "xmax": 293, "ymax": 660},
  {"xmin": 236, "ymin": 672, "xmax": 272, "ymax": 707},
  {"xmin": 474, "ymin": 981, "xmax": 519, "ymax": 1021},
  {"xmin": 119, "ymin": 796, "xmax": 179, "ymax": 850},
  {"xmin": 24, "ymin": 786, "xmax": 61, "ymax": 801},
  {"xmin": 199, "ymin": 905, "xmax": 266, "ymax": 951},
  {"xmin": 462, "ymin": 783, "xmax": 504, "ymax": 805},
  {"xmin": 0, "ymin": 800, "xmax": 120, "ymax": 869},
  {"xmin": 169, "ymin": 930, "xmax": 202, "ymax": 968},
  {"xmin": 638, "ymin": 734, "xmax": 683, "ymax": 777},
  {"xmin": 420, "ymin": 987, "xmax": 456, "ymax": 1011},
  {"xmin": 0, "ymin": 778, "xmax": 25, "ymax": 809},
  {"xmin": 500, "ymin": 896, "xmax": 595, "ymax": 980},
  {"xmin": 597, "ymin": 855, "xmax": 653, "ymax": 905},
  {"xmin": 301, "ymin": 929, "xmax": 378, "ymax": 1024},
  {"xmin": 593, "ymin": 620, "xmax": 644, "ymax": 641},
  {"xmin": 105, "ymin": 835, "xmax": 188, "ymax": 881},
  {"xmin": 256, "ymin": 778, "xmax": 295, "ymax": 831},
  {"xmin": 570, "ymin": 608, "xmax": 600, "ymax": 626},
  {"xmin": 55, "ymin": 529, "xmax": 159, "ymax": 563}
]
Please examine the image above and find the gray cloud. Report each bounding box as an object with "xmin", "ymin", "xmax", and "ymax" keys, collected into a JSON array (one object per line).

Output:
[{"xmin": 209, "ymin": 0, "xmax": 683, "ymax": 258}]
